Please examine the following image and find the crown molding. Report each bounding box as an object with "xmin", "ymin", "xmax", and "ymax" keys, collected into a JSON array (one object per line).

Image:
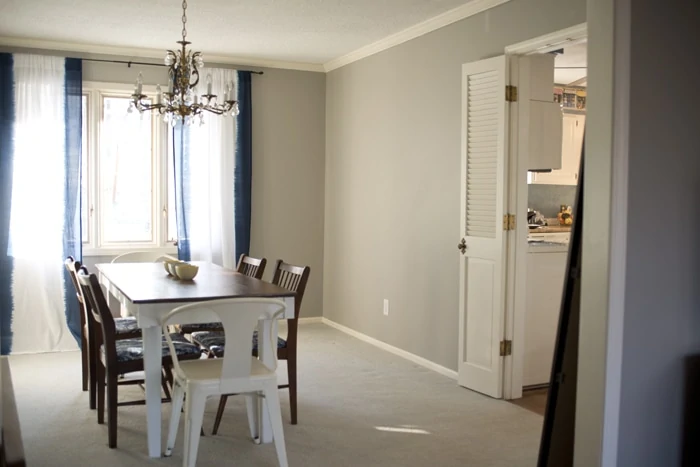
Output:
[
  {"xmin": 504, "ymin": 23, "xmax": 588, "ymax": 55},
  {"xmin": 323, "ymin": 0, "xmax": 512, "ymax": 72},
  {"xmin": 0, "ymin": 36, "xmax": 326, "ymax": 73},
  {"xmin": 0, "ymin": 0, "xmax": 516, "ymax": 75}
]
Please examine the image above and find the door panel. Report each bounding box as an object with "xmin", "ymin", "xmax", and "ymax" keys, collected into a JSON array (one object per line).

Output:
[{"xmin": 458, "ymin": 55, "xmax": 509, "ymax": 398}]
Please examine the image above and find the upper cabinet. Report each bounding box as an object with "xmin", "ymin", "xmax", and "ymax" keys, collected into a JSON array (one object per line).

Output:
[
  {"xmin": 527, "ymin": 101, "xmax": 563, "ymax": 171},
  {"xmin": 519, "ymin": 54, "xmax": 563, "ymax": 172},
  {"xmin": 530, "ymin": 113, "xmax": 585, "ymax": 185}
]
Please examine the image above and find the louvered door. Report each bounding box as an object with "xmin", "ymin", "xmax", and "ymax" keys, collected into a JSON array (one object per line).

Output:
[{"xmin": 458, "ymin": 56, "xmax": 508, "ymax": 398}]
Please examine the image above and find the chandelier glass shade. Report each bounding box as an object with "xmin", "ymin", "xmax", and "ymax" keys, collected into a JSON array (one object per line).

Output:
[{"xmin": 129, "ymin": 0, "xmax": 239, "ymax": 126}]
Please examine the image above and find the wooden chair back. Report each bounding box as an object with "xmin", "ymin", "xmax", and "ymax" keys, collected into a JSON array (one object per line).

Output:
[
  {"xmin": 64, "ymin": 256, "xmax": 87, "ymax": 332},
  {"xmin": 271, "ymin": 260, "xmax": 310, "ymax": 350},
  {"xmin": 64, "ymin": 256, "xmax": 82, "ymax": 301},
  {"xmin": 236, "ymin": 254, "xmax": 267, "ymax": 280},
  {"xmin": 76, "ymin": 269, "xmax": 118, "ymax": 368}
]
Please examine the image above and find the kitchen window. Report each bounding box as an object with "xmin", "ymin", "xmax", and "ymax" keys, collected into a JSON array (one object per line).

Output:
[{"xmin": 82, "ymin": 82, "xmax": 176, "ymax": 256}]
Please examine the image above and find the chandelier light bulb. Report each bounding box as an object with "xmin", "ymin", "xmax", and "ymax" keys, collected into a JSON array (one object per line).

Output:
[
  {"xmin": 206, "ymin": 74, "xmax": 213, "ymax": 95},
  {"xmin": 134, "ymin": 72, "xmax": 143, "ymax": 96}
]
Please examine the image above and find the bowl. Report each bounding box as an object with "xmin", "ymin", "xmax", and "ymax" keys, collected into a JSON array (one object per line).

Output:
[
  {"xmin": 162, "ymin": 256, "xmax": 183, "ymax": 276},
  {"xmin": 174, "ymin": 263, "xmax": 199, "ymax": 281},
  {"xmin": 167, "ymin": 262, "xmax": 179, "ymax": 276}
]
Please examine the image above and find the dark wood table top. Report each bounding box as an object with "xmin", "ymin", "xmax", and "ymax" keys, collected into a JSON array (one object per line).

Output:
[{"xmin": 95, "ymin": 261, "xmax": 295, "ymax": 304}]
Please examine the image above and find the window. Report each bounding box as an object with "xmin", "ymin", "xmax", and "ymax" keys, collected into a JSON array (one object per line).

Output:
[{"xmin": 82, "ymin": 82, "xmax": 176, "ymax": 256}]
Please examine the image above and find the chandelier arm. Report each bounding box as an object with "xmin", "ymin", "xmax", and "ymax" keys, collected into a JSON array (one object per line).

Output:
[{"xmin": 190, "ymin": 67, "xmax": 200, "ymax": 89}]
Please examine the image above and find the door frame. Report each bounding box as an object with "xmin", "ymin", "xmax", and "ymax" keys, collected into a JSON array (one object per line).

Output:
[{"xmin": 502, "ymin": 23, "xmax": 587, "ymax": 400}]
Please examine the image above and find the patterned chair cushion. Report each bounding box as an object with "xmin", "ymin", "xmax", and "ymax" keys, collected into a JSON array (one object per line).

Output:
[
  {"xmin": 190, "ymin": 330, "xmax": 287, "ymax": 358},
  {"xmin": 114, "ymin": 317, "xmax": 140, "ymax": 336},
  {"xmin": 175, "ymin": 322, "xmax": 224, "ymax": 334},
  {"xmin": 101, "ymin": 333, "xmax": 202, "ymax": 363}
]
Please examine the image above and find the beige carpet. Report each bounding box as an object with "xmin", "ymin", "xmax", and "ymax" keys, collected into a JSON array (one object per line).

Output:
[{"xmin": 9, "ymin": 323, "xmax": 542, "ymax": 467}]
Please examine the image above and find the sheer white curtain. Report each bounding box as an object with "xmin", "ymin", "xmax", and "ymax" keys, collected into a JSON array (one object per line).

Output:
[
  {"xmin": 187, "ymin": 68, "xmax": 238, "ymax": 268},
  {"xmin": 9, "ymin": 55, "xmax": 76, "ymax": 353}
]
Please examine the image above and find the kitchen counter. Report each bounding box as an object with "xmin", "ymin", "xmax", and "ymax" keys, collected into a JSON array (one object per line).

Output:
[
  {"xmin": 528, "ymin": 241, "xmax": 569, "ymax": 253},
  {"xmin": 524, "ymin": 248, "xmax": 568, "ymax": 387},
  {"xmin": 528, "ymin": 218, "xmax": 573, "ymax": 233},
  {"xmin": 528, "ymin": 225, "xmax": 571, "ymax": 233}
]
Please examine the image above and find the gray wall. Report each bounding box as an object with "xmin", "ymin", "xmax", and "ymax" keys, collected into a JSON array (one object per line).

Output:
[
  {"xmin": 0, "ymin": 47, "xmax": 326, "ymax": 318},
  {"xmin": 324, "ymin": 0, "xmax": 587, "ymax": 370},
  {"xmin": 614, "ymin": 1, "xmax": 700, "ymax": 465},
  {"xmin": 528, "ymin": 184, "xmax": 577, "ymax": 217}
]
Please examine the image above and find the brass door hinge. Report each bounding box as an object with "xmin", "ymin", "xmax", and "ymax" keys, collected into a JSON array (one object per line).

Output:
[
  {"xmin": 505, "ymin": 85, "xmax": 518, "ymax": 102},
  {"xmin": 502, "ymin": 214, "xmax": 516, "ymax": 231},
  {"xmin": 499, "ymin": 340, "xmax": 512, "ymax": 357}
]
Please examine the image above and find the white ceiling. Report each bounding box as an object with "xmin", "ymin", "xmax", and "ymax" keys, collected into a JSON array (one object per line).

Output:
[
  {"xmin": 553, "ymin": 41, "xmax": 587, "ymax": 86},
  {"xmin": 0, "ymin": 0, "xmax": 482, "ymax": 67}
]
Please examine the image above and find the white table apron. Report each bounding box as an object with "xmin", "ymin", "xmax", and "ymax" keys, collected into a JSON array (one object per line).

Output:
[{"xmin": 98, "ymin": 270, "xmax": 295, "ymax": 458}]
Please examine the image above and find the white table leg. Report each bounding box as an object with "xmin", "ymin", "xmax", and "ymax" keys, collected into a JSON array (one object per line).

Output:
[
  {"xmin": 143, "ymin": 325, "xmax": 163, "ymax": 457},
  {"xmin": 258, "ymin": 319, "xmax": 278, "ymax": 444}
]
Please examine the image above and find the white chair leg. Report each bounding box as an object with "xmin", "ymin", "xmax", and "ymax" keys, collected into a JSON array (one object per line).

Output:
[
  {"xmin": 263, "ymin": 384, "xmax": 288, "ymax": 467},
  {"xmin": 183, "ymin": 389, "xmax": 207, "ymax": 467},
  {"xmin": 164, "ymin": 379, "xmax": 186, "ymax": 457},
  {"xmin": 245, "ymin": 393, "xmax": 260, "ymax": 443}
]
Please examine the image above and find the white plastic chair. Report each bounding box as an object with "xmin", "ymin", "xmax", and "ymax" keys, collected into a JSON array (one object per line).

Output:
[
  {"xmin": 162, "ymin": 298, "xmax": 288, "ymax": 467},
  {"xmin": 111, "ymin": 251, "xmax": 170, "ymax": 263}
]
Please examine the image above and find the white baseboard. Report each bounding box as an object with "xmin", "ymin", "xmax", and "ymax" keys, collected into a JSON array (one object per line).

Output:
[
  {"xmin": 298, "ymin": 317, "xmax": 324, "ymax": 324},
  {"xmin": 320, "ymin": 318, "xmax": 458, "ymax": 380}
]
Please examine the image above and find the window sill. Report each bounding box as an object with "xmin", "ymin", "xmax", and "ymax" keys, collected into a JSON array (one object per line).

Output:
[{"xmin": 82, "ymin": 246, "xmax": 178, "ymax": 258}]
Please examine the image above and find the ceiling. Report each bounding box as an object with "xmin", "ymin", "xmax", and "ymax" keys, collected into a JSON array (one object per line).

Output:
[
  {"xmin": 0, "ymin": 0, "xmax": 483, "ymax": 68},
  {"xmin": 553, "ymin": 41, "xmax": 587, "ymax": 86}
]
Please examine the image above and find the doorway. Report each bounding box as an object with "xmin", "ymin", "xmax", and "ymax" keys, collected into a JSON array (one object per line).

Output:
[
  {"xmin": 505, "ymin": 26, "xmax": 588, "ymax": 401},
  {"xmin": 456, "ymin": 23, "xmax": 588, "ymax": 401}
]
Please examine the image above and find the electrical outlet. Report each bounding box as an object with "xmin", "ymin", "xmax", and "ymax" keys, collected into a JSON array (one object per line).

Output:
[{"xmin": 383, "ymin": 299, "xmax": 389, "ymax": 316}]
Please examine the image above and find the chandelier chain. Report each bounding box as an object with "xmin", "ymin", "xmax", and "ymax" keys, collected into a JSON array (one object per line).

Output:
[{"xmin": 181, "ymin": 0, "xmax": 188, "ymax": 41}]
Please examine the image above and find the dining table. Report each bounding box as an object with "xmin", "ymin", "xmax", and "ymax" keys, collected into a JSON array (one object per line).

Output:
[{"xmin": 95, "ymin": 260, "xmax": 296, "ymax": 458}]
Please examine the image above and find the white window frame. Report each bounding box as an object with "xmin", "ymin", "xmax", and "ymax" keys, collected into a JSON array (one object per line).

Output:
[{"xmin": 82, "ymin": 81, "xmax": 176, "ymax": 257}]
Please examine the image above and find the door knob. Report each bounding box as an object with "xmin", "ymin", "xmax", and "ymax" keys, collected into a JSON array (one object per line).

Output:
[{"xmin": 458, "ymin": 239, "xmax": 467, "ymax": 254}]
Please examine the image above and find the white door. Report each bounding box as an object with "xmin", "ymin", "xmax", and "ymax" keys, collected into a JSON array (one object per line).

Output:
[{"xmin": 458, "ymin": 55, "xmax": 509, "ymax": 398}]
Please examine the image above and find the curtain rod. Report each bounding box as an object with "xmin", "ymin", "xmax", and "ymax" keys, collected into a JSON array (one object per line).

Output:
[{"xmin": 81, "ymin": 58, "xmax": 264, "ymax": 75}]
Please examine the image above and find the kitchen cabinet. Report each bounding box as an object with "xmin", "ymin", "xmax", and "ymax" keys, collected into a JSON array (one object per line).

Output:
[
  {"xmin": 531, "ymin": 113, "xmax": 586, "ymax": 185},
  {"xmin": 527, "ymin": 101, "xmax": 564, "ymax": 171},
  {"xmin": 520, "ymin": 54, "xmax": 564, "ymax": 172},
  {"xmin": 524, "ymin": 248, "xmax": 567, "ymax": 387}
]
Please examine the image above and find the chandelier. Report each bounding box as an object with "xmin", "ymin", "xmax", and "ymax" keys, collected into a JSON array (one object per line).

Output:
[{"xmin": 129, "ymin": 0, "xmax": 239, "ymax": 126}]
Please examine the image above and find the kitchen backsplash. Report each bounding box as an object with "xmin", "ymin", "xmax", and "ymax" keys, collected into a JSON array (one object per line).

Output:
[{"xmin": 528, "ymin": 184, "xmax": 577, "ymax": 218}]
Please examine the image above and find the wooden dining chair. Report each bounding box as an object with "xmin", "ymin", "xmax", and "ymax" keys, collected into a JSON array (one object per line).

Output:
[
  {"xmin": 177, "ymin": 254, "xmax": 267, "ymax": 338},
  {"xmin": 64, "ymin": 256, "xmax": 89, "ymax": 393},
  {"xmin": 65, "ymin": 258, "xmax": 144, "ymax": 409},
  {"xmin": 76, "ymin": 269, "xmax": 202, "ymax": 449},
  {"xmin": 206, "ymin": 260, "xmax": 310, "ymax": 434}
]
